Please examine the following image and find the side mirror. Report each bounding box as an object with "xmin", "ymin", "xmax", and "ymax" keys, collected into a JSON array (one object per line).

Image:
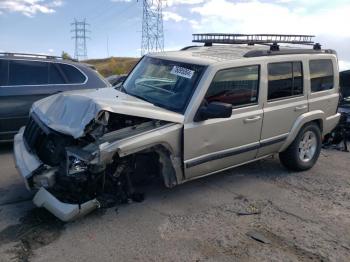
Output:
[{"xmin": 194, "ymin": 102, "xmax": 232, "ymax": 122}]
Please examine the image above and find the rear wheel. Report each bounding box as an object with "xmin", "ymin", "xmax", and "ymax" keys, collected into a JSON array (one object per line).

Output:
[{"xmin": 279, "ymin": 123, "xmax": 321, "ymax": 171}]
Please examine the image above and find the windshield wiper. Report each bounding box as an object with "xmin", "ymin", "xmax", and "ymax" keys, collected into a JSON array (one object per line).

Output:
[
  {"xmin": 122, "ymin": 85, "xmax": 127, "ymax": 94},
  {"xmin": 116, "ymin": 84, "xmax": 128, "ymax": 94},
  {"xmin": 128, "ymin": 93, "xmax": 152, "ymax": 103}
]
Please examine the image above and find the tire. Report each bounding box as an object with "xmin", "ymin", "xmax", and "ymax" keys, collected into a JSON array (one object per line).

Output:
[{"xmin": 279, "ymin": 123, "xmax": 322, "ymax": 171}]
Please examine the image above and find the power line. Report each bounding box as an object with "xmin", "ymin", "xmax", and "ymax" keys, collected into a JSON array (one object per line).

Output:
[
  {"xmin": 71, "ymin": 19, "xmax": 90, "ymax": 60},
  {"xmin": 140, "ymin": 0, "xmax": 165, "ymax": 56},
  {"xmin": 92, "ymin": 2, "xmax": 139, "ymax": 30}
]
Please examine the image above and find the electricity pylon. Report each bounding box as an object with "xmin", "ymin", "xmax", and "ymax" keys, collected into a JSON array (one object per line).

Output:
[
  {"xmin": 71, "ymin": 19, "xmax": 90, "ymax": 60},
  {"xmin": 140, "ymin": 0, "xmax": 164, "ymax": 56}
]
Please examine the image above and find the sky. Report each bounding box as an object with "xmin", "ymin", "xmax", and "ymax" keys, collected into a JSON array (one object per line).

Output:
[{"xmin": 0, "ymin": 0, "xmax": 350, "ymax": 70}]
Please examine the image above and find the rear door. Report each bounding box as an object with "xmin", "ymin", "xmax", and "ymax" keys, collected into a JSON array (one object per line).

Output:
[
  {"xmin": 0, "ymin": 59, "xmax": 51, "ymax": 139},
  {"xmin": 257, "ymin": 60, "xmax": 308, "ymax": 157}
]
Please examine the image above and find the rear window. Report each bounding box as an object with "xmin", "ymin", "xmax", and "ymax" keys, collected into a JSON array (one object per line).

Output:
[
  {"xmin": 8, "ymin": 60, "xmax": 49, "ymax": 86},
  {"xmin": 0, "ymin": 59, "xmax": 8, "ymax": 86},
  {"xmin": 268, "ymin": 62, "xmax": 303, "ymax": 100},
  {"xmin": 59, "ymin": 64, "xmax": 86, "ymax": 84},
  {"xmin": 309, "ymin": 59, "xmax": 334, "ymax": 92}
]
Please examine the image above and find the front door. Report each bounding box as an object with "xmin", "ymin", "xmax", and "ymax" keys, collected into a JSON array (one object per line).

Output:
[{"xmin": 184, "ymin": 65, "xmax": 263, "ymax": 179}]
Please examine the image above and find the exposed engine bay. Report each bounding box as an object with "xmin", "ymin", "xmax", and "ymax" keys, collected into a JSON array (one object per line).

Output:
[{"xmin": 21, "ymin": 111, "xmax": 178, "ymax": 221}]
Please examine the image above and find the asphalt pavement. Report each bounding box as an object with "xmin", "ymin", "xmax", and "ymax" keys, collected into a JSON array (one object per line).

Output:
[{"xmin": 0, "ymin": 143, "xmax": 349, "ymax": 262}]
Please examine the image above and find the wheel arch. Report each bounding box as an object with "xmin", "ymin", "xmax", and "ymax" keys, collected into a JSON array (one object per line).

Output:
[
  {"xmin": 279, "ymin": 110, "xmax": 325, "ymax": 152},
  {"xmin": 113, "ymin": 142, "xmax": 183, "ymax": 188}
]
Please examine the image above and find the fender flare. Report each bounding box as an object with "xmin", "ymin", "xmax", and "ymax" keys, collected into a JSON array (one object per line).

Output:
[{"xmin": 279, "ymin": 110, "xmax": 325, "ymax": 152}]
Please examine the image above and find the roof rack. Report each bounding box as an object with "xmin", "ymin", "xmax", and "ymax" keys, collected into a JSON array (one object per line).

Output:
[
  {"xmin": 192, "ymin": 34, "xmax": 320, "ymax": 51},
  {"xmin": 0, "ymin": 52, "xmax": 77, "ymax": 62}
]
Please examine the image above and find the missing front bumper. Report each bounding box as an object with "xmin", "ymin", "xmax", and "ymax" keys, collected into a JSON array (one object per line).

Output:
[{"xmin": 33, "ymin": 187, "xmax": 100, "ymax": 222}]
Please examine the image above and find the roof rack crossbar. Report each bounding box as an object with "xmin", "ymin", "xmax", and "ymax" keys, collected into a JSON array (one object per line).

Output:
[
  {"xmin": 192, "ymin": 33, "xmax": 315, "ymax": 46},
  {"xmin": 0, "ymin": 52, "xmax": 77, "ymax": 62}
]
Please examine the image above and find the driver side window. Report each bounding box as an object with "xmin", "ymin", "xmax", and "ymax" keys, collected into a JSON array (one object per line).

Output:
[{"xmin": 205, "ymin": 65, "xmax": 260, "ymax": 107}]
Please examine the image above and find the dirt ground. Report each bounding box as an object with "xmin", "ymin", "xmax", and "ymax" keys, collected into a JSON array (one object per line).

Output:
[{"xmin": 0, "ymin": 143, "xmax": 349, "ymax": 262}]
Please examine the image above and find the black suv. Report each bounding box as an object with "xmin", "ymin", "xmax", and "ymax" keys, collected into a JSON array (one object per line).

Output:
[{"xmin": 0, "ymin": 53, "xmax": 110, "ymax": 141}]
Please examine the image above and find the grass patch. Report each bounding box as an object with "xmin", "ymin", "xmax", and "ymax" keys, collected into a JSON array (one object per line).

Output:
[{"xmin": 85, "ymin": 57, "xmax": 139, "ymax": 77}]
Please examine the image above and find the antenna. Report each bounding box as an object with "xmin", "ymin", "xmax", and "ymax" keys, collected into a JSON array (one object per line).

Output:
[
  {"xmin": 140, "ymin": 0, "xmax": 165, "ymax": 56},
  {"xmin": 71, "ymin": 19, "xmax": 90, "ymax": 61}
]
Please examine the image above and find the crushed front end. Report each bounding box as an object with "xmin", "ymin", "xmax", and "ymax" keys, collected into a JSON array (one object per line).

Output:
[{"xmin": 14, "ymin": 111, "xmax": 175, "ymax": 222}]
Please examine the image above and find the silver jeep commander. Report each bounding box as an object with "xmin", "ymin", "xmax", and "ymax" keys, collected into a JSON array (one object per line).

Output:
[{"xmin": 14, "ymin": 34, "xmax": 341, "ymax": 221}]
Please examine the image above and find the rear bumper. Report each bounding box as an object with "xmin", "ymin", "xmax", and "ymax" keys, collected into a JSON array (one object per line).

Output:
[{"xmin": 324, "ymin": 113, "xmax": 341, "ymax": 135}]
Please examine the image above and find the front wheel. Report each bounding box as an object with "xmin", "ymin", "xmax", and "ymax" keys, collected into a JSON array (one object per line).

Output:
[{"xmin": 279, "ymin": 123, "xmax": 322, "ymax": 171}]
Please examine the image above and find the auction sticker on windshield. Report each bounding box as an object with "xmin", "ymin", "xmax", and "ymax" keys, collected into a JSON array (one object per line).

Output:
[{"xmin": 171, "ymin": 66, "xmax": 194, "ymax": 79}]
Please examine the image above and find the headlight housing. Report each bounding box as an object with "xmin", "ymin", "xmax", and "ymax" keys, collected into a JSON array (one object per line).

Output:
[{"xmin": 66, "ymin": 150, "xmax": 89, "ymax": 176}]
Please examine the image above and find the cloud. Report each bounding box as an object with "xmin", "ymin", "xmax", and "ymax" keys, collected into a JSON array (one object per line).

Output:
[
  {"xmin": 339, "ymin": 61, "xmax": 350, "ymax": 71},
  {"xmin": 166, "ymin": 0, "xmax": 205, "ymax": 6},
  {"xmin": 163, "ymin": 11, "xmax": 185, "ymax": 22},
  {"xmin": 0, "ymin": 0, "xmax": 63, "ymax": 17},
  {"xmin": 190, "ymin": 0, "xmax": 350, "ymax": 37},
  {"xmin": 110, "ymin": 0, "xmax": 132, "ymax": 2}
]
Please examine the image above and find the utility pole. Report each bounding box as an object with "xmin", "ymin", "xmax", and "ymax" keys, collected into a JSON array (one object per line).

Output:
[
  {"xmin": 107, "ymin": 34, "xmax": 110, "ymax": 57},
  {"xmin": 140, "ymin": 0, "xmax": 164, "ymax": 56},
  {"xmin": 71, "ymin": 19, "xmax": 90, "ymax": 60}
]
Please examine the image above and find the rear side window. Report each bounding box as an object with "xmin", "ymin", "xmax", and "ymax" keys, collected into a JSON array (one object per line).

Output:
[
  {"xmin": 59, "ymin": 64, "xmax": 86, "ymax": 84},
  {"xmin": 9, "ymin": 60, "xmax": 49, "ymax": 86},
  {"xmin": 309, "ymin": 59, "xmax": 334, "ymax": 92},
  {"xmin": 268, "ymin": 62, "xmax": 303, "ymax": 100},
  {"xmin": 49, "ymin": 63, "xmax": 66, "ymax": 84},
  {"xmin": 205, "ymin": 65, "xmax": 260, "ymax": 107},
  {"xmin": 0, "ymin": 59, "xmax": 8, "ymax": 86}
]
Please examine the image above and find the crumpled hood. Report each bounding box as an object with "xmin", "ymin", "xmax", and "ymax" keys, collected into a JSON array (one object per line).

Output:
[{"xmin": 31, "ymin": 88, "xmax": 184, "ymax": 138}]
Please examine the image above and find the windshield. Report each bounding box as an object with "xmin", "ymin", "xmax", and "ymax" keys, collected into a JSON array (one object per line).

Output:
[{"xmin": 123, "ymin": 57, "xmax": 206, "ymax": 113}]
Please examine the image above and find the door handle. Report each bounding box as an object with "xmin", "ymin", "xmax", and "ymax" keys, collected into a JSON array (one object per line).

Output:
[
  {"xmin": 244, "ymin": 116, "xmax": 261, "ymax": 123},
  {"xmin": 294, "ymin": 105, "xmax": 307, "ymax": 111}
]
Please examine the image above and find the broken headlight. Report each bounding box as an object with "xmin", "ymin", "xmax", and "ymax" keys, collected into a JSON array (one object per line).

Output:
[{"xmin": 66, "ymin": 150, "xmax": 89, "ymax": 176}]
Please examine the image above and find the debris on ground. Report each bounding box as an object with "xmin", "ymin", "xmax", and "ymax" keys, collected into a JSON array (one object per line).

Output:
[
  {"xmin": 246, "ymin": 230, "xmax": 271, "ymax": 244},
  {"xmin": 237, "ymin": 205, "xmax": 261, "ymax": 216}
]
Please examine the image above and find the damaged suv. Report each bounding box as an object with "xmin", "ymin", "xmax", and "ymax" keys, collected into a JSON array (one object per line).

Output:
[{"xmin": 14, "ymin": 34, "xmax": 341, "ymax": 221}]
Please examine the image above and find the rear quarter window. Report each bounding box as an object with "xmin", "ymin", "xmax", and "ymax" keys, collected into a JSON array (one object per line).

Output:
[
  {"xmin": 59, "ymin": 64, "xmax": 86, "ymax": 84},
  {"xmin": 309, "ymin": 59, "xmax": 334, "ymax": 92}
]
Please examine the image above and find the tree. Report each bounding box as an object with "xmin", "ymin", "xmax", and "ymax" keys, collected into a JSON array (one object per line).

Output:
[{"xmin": 61, "ymin": 51, "xmax": 72, "ymax": 60}]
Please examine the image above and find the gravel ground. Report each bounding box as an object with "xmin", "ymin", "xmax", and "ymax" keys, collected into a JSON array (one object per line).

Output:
[{"xmin": 0, "ymin": 143, "xmax": 349, "ymax": 262}]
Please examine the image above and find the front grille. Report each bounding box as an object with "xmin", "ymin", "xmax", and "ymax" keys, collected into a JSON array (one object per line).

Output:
[
  {"xmin": 23, "ymin": 116, "xmax": 46, "ymax": 153},
  {"xmin": 23, "ymin": 115, "xmax": 74, "ymax": 166}
]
